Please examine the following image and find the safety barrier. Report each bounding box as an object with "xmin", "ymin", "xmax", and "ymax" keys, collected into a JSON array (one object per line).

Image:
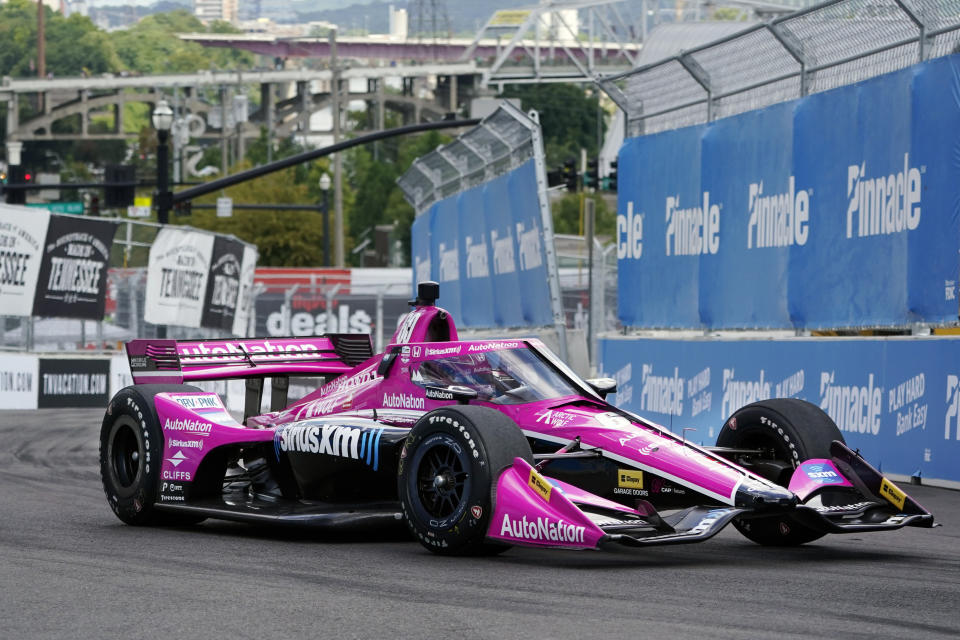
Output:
[
  {"xmin": 599, "ymin": 334, "xmax": 960, "ymax": 486},
  {"xmin": 398, "ymin": 103, "xmax": 567, "ymax": 357},
  {"xmin": 615, "ymin": 53, "xmax": 960, "ymax": 329}
]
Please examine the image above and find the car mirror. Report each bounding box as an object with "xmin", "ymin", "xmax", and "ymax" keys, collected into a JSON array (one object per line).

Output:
[
  {"xmin": 425, "ymin": 385, "xmax": 478, "ymax": 405},
  {"xmin": 585, "ymin": 377, "xmax": 617, "ymax": 399}
]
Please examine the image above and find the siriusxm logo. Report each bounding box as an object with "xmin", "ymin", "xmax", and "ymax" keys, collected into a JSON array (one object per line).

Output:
[
  {"xmin": 275, "ymin": 423, "xmax": 385, "ymax": 470},
  {"xmin": 665, "ymin": 192, "xmax": 720, "ymax": 256},
  {"xmin": 616, "ymin": 201, "xmax": 643, "ymax": 260},
  {"xmin": 801, "ymin": 462, "xmax": 844, "ymax": 484},
  {"xmin": 846, "ymin": 153, "xmax": 921, "ymax": 239},
  {"xmin": 746, "ymin": 177, "xmax": 809, "ymax": 249}
]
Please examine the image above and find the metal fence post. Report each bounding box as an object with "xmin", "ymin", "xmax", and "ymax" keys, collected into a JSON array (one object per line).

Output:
[{"xmin": 376, "ymin": 287, "xmax": 385, "ymax": 353}]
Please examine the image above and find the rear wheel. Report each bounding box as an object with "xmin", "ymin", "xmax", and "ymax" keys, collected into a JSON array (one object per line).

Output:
[
  {"xmin": 100, "ymin": 385, "xmax": 206, "ymax": 526},
  {"xmin": 398, "ymin": 405, "xmax": 533, "ymax": 555},
  {"xmin": 718, "ymin": 398, "xmax": 844, "ymax": 546}
]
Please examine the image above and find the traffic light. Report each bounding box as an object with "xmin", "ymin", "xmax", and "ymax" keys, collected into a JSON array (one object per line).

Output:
[
  {"xmin": 547, "ymin": 168, "xmax": 564, "ymax": 188},
  {"xmin": 562, "ymin": 158, "xmax": 578, "ymax": 192},
  {"xmin": 606, "ymin": 160, "xmax": 618, "ymax": 192},
  {"xmin": 89, "ymin": 195, "xmax": 100, "ymax": 216},
  {"xmin": 105, "ymin": 164, "xmax": 136, "ymax": 208},
  {"xmin": 583, "ymin": 158, "xmax": 599, "ymax": 190},
  {"xmin": 174, "ymin": 200, "xmax": 192, "ymax": 217},
  {"xmin": 5, "ymin": 166, "xmax": 28, "ymax": 204}
]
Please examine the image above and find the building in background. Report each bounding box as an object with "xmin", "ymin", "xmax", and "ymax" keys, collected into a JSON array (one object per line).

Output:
[
  {"xmin": 389, "ymin": 4, "xmax": 408, "ymax": 40},
  {"xmin": 195, "ymin": 0, "xmax": 237, "ymax": 24}
]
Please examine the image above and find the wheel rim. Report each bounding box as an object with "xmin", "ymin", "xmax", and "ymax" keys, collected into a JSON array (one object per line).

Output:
[
  {"xmin": 109, "ymin": 417, "xmax": 143, "ymax": 490},
  {"xmin": 409, "ymin": 433, "xmax": 472, "ymax": 527}
]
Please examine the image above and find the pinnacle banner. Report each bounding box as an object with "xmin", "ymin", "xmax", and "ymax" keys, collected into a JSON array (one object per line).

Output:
[{"xmin": 616, "ymin": 54, "xmax": 960, "ymax": 329}]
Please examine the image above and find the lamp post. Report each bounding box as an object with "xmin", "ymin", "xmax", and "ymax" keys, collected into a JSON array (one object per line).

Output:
[
  {"xmin": 152, "ymin": 99, "xmax": 174, "ymax": 225},
  {"xmin": 319, "ymin": 172, "xmax": 331, "ymax": 267}
]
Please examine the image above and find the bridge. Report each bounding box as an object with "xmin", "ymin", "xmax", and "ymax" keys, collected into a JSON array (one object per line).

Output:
[{"xmin": 0, "ymin": 63, "xmax": 481, "ymax": 160}]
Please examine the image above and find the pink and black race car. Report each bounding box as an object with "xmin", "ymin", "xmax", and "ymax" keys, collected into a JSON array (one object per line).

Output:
[{"xmin": 101, "ymin": 282, "xmax": 935, "ymax": 554}]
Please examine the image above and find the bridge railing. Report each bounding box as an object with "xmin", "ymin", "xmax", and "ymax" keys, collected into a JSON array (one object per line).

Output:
[{"xmin": 600, "ymin": 0, "xmax": 960, "ymax": 136}]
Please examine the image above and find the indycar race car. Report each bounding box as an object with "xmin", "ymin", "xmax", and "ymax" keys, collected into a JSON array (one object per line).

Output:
[{"xmin": 100, "ymin": 282, "xmax": 935, "ymax": 554}]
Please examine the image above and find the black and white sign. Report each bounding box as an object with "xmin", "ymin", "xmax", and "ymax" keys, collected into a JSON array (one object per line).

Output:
[
  {"xmin": 201, "ymin": 235, "xmax": 244, "ymax": 332},
  {"xmin": 146, "ymin": 227, "xmax": 257, "ymax": 334},
  {"xmin": 0, "ymin": 204, "xmax": 50, "ymax": 317},
  {"xmin": 232, "ymin": 244, "xmax": 258, "ymax": 336},
  {"xmin": 38, "ymin": 358, "xmax": 111, "ymax": 408},
  {"xmin": 32, "ymin": 215, "xmax": 116, "ymax": 319},
  {"xmin": 145, "ymin": 227, "xmax": 214, "ymax": 328},
  {"xmin": 0, "ymin": 354, "xmax": 39, "ymax": 409}
]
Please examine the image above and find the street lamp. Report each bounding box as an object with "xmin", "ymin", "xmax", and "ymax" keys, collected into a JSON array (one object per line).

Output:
[
  {"xmin": 319, "ymin": 172, "xmax": 331, "ymax": 267},
  {"xmin": 152, "ymin": 99, "xmax": 174, "ymax": 225}
]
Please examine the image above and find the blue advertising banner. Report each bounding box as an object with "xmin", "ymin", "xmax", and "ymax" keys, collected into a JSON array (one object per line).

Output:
[
  {"xmin": 409, "ymin": 159, "xmax": 554, "ymax": 327},
  {"xmin": 617, "ymin": 125, "xmax": 704, "ymax": 327},
  {"xmin": 599, "ymin": 335, "xmax": 960, "ymax": 484},
  {"xmin": 617, "ymin": 54, "xmax": 960, "ymax": 329}
]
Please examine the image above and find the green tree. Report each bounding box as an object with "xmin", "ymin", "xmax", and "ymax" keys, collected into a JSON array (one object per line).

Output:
[
  {"xmin": 110, "ymin": 10, "xmax": 253, "ymax": 75},
  {"xmin": 499, "ymin": 84, "xmax": 606, "ymax": 167},
  {"xmin": 0, "ymin": 0, "xmax": 119, "ymax": 78},
  {"xmin": 550, "ymin": 192, "xmax": 616, "ymax": 238}
]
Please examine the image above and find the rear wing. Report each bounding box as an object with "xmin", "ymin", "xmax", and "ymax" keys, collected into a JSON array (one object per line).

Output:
[{"xmin": 125, "ymin": 335, "xmax": 374, "ymax": 385}]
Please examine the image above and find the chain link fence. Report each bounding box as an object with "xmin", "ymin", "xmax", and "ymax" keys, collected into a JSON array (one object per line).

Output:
[
  {"xmin": 397, "ymin": 106, "xmax": 539, "ymax": 214},
  {"xmin": 600, "ymin": 0, "xmax": 960, "ymax": 135}
]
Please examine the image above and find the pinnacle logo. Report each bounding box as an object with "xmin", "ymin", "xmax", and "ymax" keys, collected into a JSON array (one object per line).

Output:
[
  {"xmin": 491, "ymin": 228, "xmax": 516, "ymax": 275},
  {"xmin": 665, "ymin": 192, "xmax": 720, "ymax": 256},
  {"xmin": 616, "ymin": 201, "xmax": 643, "ymax": 260},
  {"xmin": 465, "ymin": 234, "xmax": 489, "ymax": 278},
  {"xmin": 946, "ymin": 375, "xmax": 960, "ymax": 440},
  {"xmin": 438, "ymin": 242, "xmax": 459, "ymax": 282},
  {"xmin": 747, "ymin": 177, "xmax": 809, "ymax": 249},
  {"xmin": 167, "ymin": 450, "xmax": 186, "ymax": 467},
  {"xmin": 516, "ymin": 221, "xmax": 543, "ymax": 271},
  {"xmin": 640, "ymin": 364, "xmax": 683, "ymax": 416},
  {"xmin": 846, "ymin": 153, "xmax": 921, "ymax": 239}
]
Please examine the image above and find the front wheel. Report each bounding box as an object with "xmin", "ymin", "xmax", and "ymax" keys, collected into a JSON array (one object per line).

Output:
[
  {"xmin": 718, "ymin": 398, "xmax": 845, "ymax": 546},
  {"xmin": 398, "ymin": 405, "xmax": 533, "ymax": 555}
]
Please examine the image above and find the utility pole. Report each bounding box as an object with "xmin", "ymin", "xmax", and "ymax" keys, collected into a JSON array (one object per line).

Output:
[
  {"xmin": 330, "ymin": 28, "xmax": 345, "ymax": 267},
  {"xmin": 37, "ymin": 0, "xmax": 45, "ymax": 80}
]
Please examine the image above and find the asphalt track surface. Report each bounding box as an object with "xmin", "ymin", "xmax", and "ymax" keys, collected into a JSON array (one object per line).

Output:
[{"xmin": 2, "ymin": 408, "xmax": 959, "ymax": 639}]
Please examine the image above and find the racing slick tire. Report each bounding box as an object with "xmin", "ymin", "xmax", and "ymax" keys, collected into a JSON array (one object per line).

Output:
[
  {"xmin": 100, "ymin": 385, "xmax": 206, "ymax": 527},
  {"xmin": 718, "ymin": 398, "xmax": 845, "ymax": 546},
  {"xmin": 398, "ymin": 405, "xmax": 533, "ymax": 556}
]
